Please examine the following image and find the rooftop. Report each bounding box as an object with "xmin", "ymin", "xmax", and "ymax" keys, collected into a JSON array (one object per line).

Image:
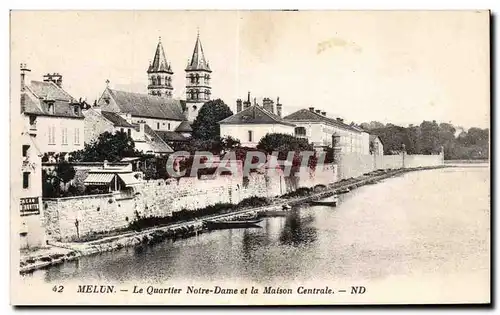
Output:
[{"xmin": 219, "ymin": 105, "xmax": 295, "ymax": 127}]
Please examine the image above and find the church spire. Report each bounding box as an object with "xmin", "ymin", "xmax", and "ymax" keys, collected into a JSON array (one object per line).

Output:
[
  {"xmin": 185, "ymin": 32, "xmax": 211, "ymax": 72},
  {"xmin": 147, "ymin": 37, "xmax": 174, "ymax": 98},
  {"xmin": 148, "ymin": 37, "xmax": 172, "ymax": 74}
]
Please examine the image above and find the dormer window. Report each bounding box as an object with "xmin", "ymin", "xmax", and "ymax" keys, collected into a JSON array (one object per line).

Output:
[
  {"xmin": 74, "ymin": 105, "xmax": 80, "ymax": 115},
  {"xmin": 47, "ymin": 102, "xmax": 55, "ymax": 114}
]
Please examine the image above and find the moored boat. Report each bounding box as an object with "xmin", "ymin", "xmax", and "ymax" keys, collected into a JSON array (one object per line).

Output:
[
  {"xmin": 310, "ymin": 195, "xmax": 339, "ymax": 207},
  {"xmin": 204, "ymin": 219, "xmax": 263, "ymax": 230},
  {"xmin": 337, "ymin": 187, "xmax": 350, "ymax": 194}
]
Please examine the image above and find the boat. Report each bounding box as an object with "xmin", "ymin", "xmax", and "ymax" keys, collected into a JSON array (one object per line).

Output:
[
  {"xmin": 204, "ymin": 219, "xmax": 263, "ymax": 230},
  {"xmin": 337, "ymin": 187, "xmax": 350, "ymax": 194},
  {"xmin": 232, "ymin": 213, "xmax": 258, "ymax": 221},
  {"xmin": 310, "ymin": 195, "xmax": 339, "ymax": 207}
]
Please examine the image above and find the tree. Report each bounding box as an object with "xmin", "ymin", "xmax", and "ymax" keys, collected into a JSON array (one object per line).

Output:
[
  {"xmin": 191, "ymin": 99, "xmax": 233, "ymax": 140},
  {"xmin": 69, "ymin": 131, "xmax": 139, "ymax": 162}
]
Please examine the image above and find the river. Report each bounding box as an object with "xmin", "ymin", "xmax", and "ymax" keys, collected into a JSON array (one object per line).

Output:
[{"xmin": 21, "ymin": 166, "xmax": 490, "ymax": 303}]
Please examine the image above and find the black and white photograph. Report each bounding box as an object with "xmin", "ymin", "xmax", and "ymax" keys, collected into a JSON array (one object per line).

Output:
[{"xmin": 9, "ymin": 10, "xmax": 490, "ymax": 305}]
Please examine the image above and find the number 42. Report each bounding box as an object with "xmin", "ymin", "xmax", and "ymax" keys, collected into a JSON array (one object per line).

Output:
[{"xmin": 52, "ymin": 285, "xmax": 64, "ymax": 293}]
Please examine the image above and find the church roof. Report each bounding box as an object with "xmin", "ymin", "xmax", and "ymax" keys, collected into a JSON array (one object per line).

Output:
[
  {"xmin": 102, "ymin": 88, "xmax": 186, "ymax": 121},
  {"xmin": 147, "ymin": 38, "xmax": 173, "ymax": 74},
  {"xmin": 101, "ymin": 111, "xmax": 135, "ymax": 128},
  {"xmin": 185, "ymin": 33, "xmax": 211, "ymax": 72},
  {"xmin": 175, "ymin": 120, "xmax": 193, "ymax": 132},
  {"xmin": 284, "ymin": 109, "xmax": 361, "ymax": 132},
  {"xmin": 219, "ymin": 105, "xmax": 295, "ymax": 127}
]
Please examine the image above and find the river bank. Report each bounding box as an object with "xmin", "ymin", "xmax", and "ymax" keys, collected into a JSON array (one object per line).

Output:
[{"xmin": 20, "ymin": 165, "xmax": 447, "ymax": 274}]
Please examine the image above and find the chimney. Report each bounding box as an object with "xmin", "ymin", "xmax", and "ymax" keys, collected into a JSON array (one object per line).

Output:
[
  {"xmin": 321, "ymin": 111, "xmax": 326, "ymax": 116},
  {"xmin": 253, "ymin": 97, "xmax": 257, "ymax": 106},
  {"xmin": 236, "ymin": 99, "xmax": 243, "ymax": 113},
  {"xmin": 243, "ymin": 92, "xmax": 251, "ymax": 109},
  {"xmin": 336, "ymin": 117, "xmax": 344, "ymax": 123},
  {"xmin": 262, "ymin": 97, "xmax": 274, "ymax": 113},
  {"xmin": 139, "ymin": 122, "xmax": 146, "ymax": 139},
  {"xmin": 309, "ymin": 107, "xmax": 315, "ymax": 112},
  {"xmin": 43, "ymin": 73, "xmax": 63, "ymax": 88},
  {"xmin": 315, "ymin": 109, "xmax": 321, "ymax": 114},
  {"xmin": 276, "ymin": 97, "xmax": 282, "ymax": 117},
  {"xmin": 20, "ymin": 63, "xmax": 31, "ymax": 92}
]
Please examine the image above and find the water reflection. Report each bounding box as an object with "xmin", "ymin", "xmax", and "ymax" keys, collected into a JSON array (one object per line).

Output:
[{"xmin": 279, "ymin": 210, "xmax": 318, "ymax": 246}]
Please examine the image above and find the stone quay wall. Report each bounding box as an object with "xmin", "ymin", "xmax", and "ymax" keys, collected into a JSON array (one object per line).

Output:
[
  {"xmin": 43, "ymin": 164, "xmax": 338, "ymax": 242},
  {"xmin": 337, "ymin": 151, "xmax": 444, "ymax": 180}
]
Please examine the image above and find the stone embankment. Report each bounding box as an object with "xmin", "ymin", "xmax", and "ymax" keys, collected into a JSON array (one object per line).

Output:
[{"xmin": 20, "ymin": 165, "xmax": 446, "ymax": 274}]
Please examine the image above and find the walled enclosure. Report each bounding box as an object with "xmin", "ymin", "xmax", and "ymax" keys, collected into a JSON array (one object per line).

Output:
[
  {"xmin": 43, "ymin": 151, "xmax": 444, "ymax": 242},
  {"xmin": 43, "ymin": 164, "xmax": 337, "ymax": 241}
]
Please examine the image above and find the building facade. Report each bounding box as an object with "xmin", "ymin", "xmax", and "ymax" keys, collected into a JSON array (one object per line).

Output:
[
  {"xmin": 284, "ymin": 107, "xmax": 370, "ymax": 154},
  {"xmin": 219, "ymin": 94, "xmax": 295, "ymax": 147},
  {"xmin": 18, "ymin": 64, "xmax": 45, "ymax": 249},
  {"xmin": 21, "ymin": 68, "xmax": 85, "ymax": 159},
  {"xmin": 83, "ymin": 107, "xmax": 174, "ymax": 155},
  {"xmin": 369, "ymin": 135, "xmax": 384, "ymax": 155}
]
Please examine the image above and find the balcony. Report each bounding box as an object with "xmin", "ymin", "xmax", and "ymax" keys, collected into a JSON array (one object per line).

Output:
[{"xmin": 147, "ymin": 84, "xmax": 173, "ymax": 89}]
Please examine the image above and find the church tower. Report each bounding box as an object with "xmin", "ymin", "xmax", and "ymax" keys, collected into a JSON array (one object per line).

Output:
[
  {"xmin": 185, "ymin": 31, "xmax": 212, "ymax": 122},
  {"xmin": 147, "ymin": 37, "xmax": 174, "ymax": 98}
]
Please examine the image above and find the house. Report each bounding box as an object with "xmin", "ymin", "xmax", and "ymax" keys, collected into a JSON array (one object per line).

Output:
[
  {"xmin": 18, "ymin": 64, "xmax": 46, "ymax": 249},
  {"xmin": 95, "ymin": 87, "xmax": 191, "ymax": 144},
  {"xmin": 283, "ymin": 107, "xmax": 370, "ymax": 154},
  {"xmin": 21, "ymin": 69, "xmax": 85, "ymax": 159},
  {"xmin": 369, "ymin": 135, "xmax": 384, "ymax": 155},
  {"xmin": 83, "ymin": 108, "xmax": 174, "ymax": 156},
  {"xmin": 219, "ymin": 93, "xmax": 295, "ymax": 147}
]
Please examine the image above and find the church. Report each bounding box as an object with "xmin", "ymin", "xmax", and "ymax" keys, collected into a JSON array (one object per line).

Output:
[{"xmin": 91, "ymin": 32, "xmax": 212, "ymax": 145}]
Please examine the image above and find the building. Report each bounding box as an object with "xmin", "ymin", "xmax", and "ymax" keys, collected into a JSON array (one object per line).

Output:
[
  {"xmin": 283, "ymin": 107, "xmax": 370, "ymax": 154},
  {"xmin": 21, "ymin": 68, "xmax": 85, "ymax": 159},
  {"xmin": 369, "ymin": 134, "xmax": 384, "ymax": 155},
  {"xmin": 185, "ymin": 32, "xmax": 212, "ymax": 122},
  {"xmin": 83, "ymin": 108, "xmax": 174, "ymax": 156},
  {"xmin": 219, "ymin": 93, "xmax": 295, "ymax": 147},
  {"xmin": 147, "ymin": 37, "xmax": 174, "ymax": 98},
  {"xmin": 96, "ymin": 87, "xmax": 191, "ymax": 145},
  {"xmin": 18, "ymin": 64, "xmax": 45, "ymax": 249}
]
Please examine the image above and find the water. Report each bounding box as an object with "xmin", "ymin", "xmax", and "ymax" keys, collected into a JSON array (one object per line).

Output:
[{"xmin": 22, "ymin": 167, "xmax": 490, "ymax": 289}]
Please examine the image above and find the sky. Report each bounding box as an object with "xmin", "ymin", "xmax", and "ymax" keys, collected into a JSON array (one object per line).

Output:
[{"xmin": 10, "ymin": 10, "xmax": 490, "ymax": 129}]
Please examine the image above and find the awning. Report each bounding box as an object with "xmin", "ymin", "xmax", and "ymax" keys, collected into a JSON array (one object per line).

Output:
[
  {"xmin": 84, "ymin": 173, "xmax": 115, "ymax": 186},
  {"xmin": 118, "ymin": 173, "xmax": 142, "ymax": 186}
]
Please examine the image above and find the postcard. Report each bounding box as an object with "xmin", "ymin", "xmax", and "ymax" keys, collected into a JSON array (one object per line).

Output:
[{"xmin": 10, "ymin": 10, "xmax": 490, "ymax": 306}]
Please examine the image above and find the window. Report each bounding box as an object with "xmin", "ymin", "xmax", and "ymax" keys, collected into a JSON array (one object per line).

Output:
[
  {"xmin": 74, "ymin": 128, "xmax": 80, "ymax": 144},
  {"xmin": 22, "ymin": 145, "xmax": 30, "ymax": 157},
  {"xmin": 157, "ymin": 76, "xmax": 162, "ymax": 85},
  {"xmin": 48, "ymin": 126, "xmax": 56, "ymax": 145},
  {"xmin": 62, "ymin": 127, "xmax": 68, "ymax": 145},
  {"xmin": 120, "ymin": 128, "xmax": 124, "ymax": 133},
  {"xmin": 168, "ymin": 123, "xmax": 171, "ymax": 130},
  {"xmin": 295, "ymin": 127, "xmax": 306, "ymax": 136},
  {"xmin": 127, "ymin": 129, "xmax": 131, "ymax": 137},
  {"xmin": 74, "ymin": 105, "xmax": 80, "ymax": 115},
  {"xmin": 248, "ymin": 130, "xmax": 253, "ymax": 142},
  {"xmin": 23, "ymin": 172, "xmax": 30, "ymax": 189},
  {"xmin": 157, "ymin": 122, "xmax": 160, "ymax": 129}
]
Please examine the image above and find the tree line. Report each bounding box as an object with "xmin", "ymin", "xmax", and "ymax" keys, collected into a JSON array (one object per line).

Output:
[{"xmin": 360, "ymin": 120, "xmax": 489, "ymax": 160}]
